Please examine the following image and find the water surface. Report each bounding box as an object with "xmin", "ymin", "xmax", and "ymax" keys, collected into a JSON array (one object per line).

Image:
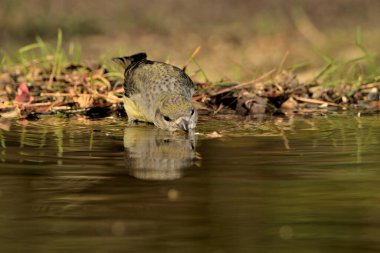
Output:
[{"xmin": 1, "ymin": 114, "xmax": 380, "ymax": 252}]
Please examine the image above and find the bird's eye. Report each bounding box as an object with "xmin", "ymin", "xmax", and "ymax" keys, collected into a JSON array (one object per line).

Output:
[
  {"xmin": 191, "ymin": 107, "xmax": 195, "ymax": 116},
  {"xmin": 163, "ymin": 115, "xmax": 172, "ymax": 122}
]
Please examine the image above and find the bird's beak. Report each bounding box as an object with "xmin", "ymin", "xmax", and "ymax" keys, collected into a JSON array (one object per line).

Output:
[{"xmin": 180, "ymin": 119, "xmax": 189, "ymax": 133}]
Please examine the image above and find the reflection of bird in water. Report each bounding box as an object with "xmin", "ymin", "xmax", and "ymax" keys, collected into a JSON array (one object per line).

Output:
[
  {"xmin": 113, "ymin": 53, "xmax": 198, "ymax": 132},
  {"xmin": 123, "ymin": 126, "xmax": 197, "ymax": 180}
]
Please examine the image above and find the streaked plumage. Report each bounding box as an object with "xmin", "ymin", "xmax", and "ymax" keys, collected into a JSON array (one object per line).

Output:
[{"xmin": 113, "ymin": 53, "xmax": 197, "ymax": 131}]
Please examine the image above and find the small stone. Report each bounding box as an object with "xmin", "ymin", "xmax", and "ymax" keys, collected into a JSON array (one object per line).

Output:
[
  {"xmin": 281, "ymin": 97, "xmax": 298, "ymax": 110},
  {"xmin": 368, "ymin": 87, "xmax": 379, "ymax": 101}
]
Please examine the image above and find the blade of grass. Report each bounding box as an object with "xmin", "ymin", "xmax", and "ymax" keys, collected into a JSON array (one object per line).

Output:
[
  {"xmin": 18, "ymin": 43, "xmax": 42, "ymax": 54},
  {"xmin": 48, "ymin": 29, "xmax": 65, "ymax": 88},
  {"xmin": 191, "ymin": 59, "xmax": 209, "ymax": 83},
  {"xmin": 355, "ymin": 27, "xmax": 378, "ymax": 78}
]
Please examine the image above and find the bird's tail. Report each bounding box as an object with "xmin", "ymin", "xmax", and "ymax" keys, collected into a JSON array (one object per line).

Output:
[{"xmin": 112, "ymin": 52, "xmax": 147, "ymax": 69}]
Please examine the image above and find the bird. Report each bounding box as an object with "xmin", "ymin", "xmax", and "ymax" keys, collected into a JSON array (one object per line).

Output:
[{"xmin": 113, "ymin": 53, "xmax": 197, "ymax": 132}]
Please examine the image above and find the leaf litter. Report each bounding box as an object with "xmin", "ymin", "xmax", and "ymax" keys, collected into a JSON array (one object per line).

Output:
[{"xmin": 1, "ymin": 38, "xmax": 380, "ymax": 126}]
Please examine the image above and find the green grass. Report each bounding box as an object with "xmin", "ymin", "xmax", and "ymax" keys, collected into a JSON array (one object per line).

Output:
[
  {"xmin": 0, "ymin": 30, "xmax": 82, "ymax": 75},
  {"xmin": 312, "ymin": 28, "xmax": 379, "ymax": 89},
  {"xmin": 1, "ymin": 29, "xmax": 380, "ymax": 93}
]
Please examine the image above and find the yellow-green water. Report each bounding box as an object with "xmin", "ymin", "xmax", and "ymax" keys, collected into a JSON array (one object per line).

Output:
[{"xmin": 0, "ymin": 114, "xmax": 380, "ymax": 252}]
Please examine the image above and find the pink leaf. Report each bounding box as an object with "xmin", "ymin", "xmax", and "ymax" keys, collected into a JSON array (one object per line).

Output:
[{"xmin": 15, "ymin": 83, "xmax": 34, "ymax": 104}]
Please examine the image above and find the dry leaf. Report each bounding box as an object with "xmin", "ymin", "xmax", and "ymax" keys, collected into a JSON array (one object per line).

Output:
[
  {"xmin": 74, "ymin": 94, "xmax": 94, "ymax": 108},
  {"xmin": 15, "ymin": 83, "xmax": 34, "ymax": 104}
]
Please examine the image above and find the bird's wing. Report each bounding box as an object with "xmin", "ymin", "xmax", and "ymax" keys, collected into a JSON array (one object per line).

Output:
[
  {"xmin": 113, "ymin": 53, "xmax": 147, "ymax": 97},
  {"xmin": 123, "ymin": 61, "xmax": 149, "ymax": 97},
  {"xmin": 124, "ymin": 60, "xmax": 195, "ymax": 98},
  {"xmin": 122, "ymin": 95, "xmax": 150, "ymax": 122}
]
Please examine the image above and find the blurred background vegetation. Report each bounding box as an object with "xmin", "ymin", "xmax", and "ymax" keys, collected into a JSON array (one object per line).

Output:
[{"xmin": 1, "ymin": 0, "xmax": 380, "ymax": 82}]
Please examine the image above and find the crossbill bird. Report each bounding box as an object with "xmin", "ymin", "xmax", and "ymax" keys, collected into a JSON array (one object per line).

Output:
[{"xmin": 113, "ymin": 53, "xmax": 197, "ymax": 132}]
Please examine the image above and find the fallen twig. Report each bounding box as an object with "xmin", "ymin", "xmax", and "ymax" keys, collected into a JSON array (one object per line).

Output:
[
  {"xmin": 40, "ymin": 92, "xmax": 73, "ymax": 97},
  {"xmin": 293, "ymin": 96, "xmax": 340, "ymax": 107},
  {"xmin": 210, "ymin": 69, "xmax": 276, "ymax": 96},
  {"xmin": 213, "ymin": 104, "xmax": 224, "ymax": 115}
]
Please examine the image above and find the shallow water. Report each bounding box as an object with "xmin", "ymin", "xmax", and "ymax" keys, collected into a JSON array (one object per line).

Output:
[{"xmin": 1, "ymin": 114, "xmax": 380, "ymax": 252}]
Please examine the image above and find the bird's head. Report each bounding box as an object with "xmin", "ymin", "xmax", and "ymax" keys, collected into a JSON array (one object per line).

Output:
[{"xmin": 154, "ymin": 93, "xmax": 197, "ymax": 132}]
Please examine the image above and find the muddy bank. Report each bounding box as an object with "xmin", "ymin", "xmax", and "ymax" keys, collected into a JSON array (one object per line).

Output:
[{"xmin": 0, "ymin": 62, "xmax": 380, "ymax": 123}]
